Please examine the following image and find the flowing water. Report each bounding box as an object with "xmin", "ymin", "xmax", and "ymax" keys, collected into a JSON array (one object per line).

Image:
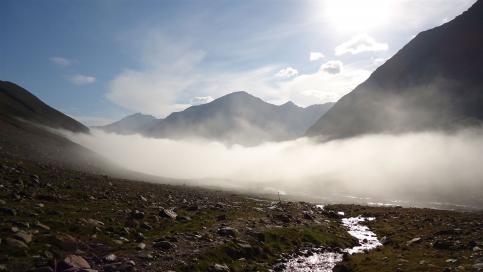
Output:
[{"xmin": 280, "ymin": 209, "xmax": 382, "ymax": 272}]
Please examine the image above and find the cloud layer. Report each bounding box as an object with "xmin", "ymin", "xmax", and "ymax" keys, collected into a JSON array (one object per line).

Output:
[{"xmin": 66, "ymin": 128, "xmax": 483, "ymax": 209}]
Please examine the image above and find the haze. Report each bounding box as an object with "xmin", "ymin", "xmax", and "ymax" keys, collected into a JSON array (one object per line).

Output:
[{"xmin": 64, "ymin": 128, "xmax": 483, "ymax": 210}]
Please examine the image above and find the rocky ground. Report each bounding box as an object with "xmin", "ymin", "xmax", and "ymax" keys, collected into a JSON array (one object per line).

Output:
[
  {"xmin": 0, "ymin": 152, "xmax": 482, "ymax": 272},
  {"xmin": 0, "ymin": 153, "xmax": 355, "ymax": 272},
  {"xmin": 331, "ymin": 205, "xmax": 483, "ymax": 272}
]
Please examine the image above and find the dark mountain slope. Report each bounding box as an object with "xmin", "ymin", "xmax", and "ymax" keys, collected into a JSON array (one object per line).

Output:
[
  {"xmin": 307, "ymin": 0, "xmax": 483, "ymax": 139},
  {"xmin": 0, "ymin": 80, "xmax": 88, "ymax": 133},
  {"xmin": 0, "ymin": 81, "xmax": 169, "ymax": 182}
]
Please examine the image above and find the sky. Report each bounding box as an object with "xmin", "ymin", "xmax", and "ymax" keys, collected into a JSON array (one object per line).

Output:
[{"xmin": 0, "ymin": 0, "xmax": 477, "ymax": 125}]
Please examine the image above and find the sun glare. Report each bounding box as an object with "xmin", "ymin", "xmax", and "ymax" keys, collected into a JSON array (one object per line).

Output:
[{"xmin": 320, "ymin": 0, "xmax": 394, "ymax": 33}]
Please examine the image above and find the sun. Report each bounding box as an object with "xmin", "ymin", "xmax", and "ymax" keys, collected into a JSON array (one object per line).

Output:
[{"xmin": 316, "ymin": 0, "xmax": 395, "ymax": 33}]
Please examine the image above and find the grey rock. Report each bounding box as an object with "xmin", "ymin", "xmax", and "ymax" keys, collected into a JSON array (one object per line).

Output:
[
  {"xmin": 406, "ymin": 237, "xmax": 421, "ymax": 246},
  {"xmin": 159, "ymin": 208, "xmax": 177, "ymax": 219},
  {"xmin": 153, "ymin": 240, "xmax": 176, "ymax": 250},
  {"xmin": 217, "ymin": 227, "xmax": 238, "ymax": 237},
  {"xmin": 213, "ymin": 263, "xmax": 230, "ymax": 272},
  {"xmin": 58, "ymin": 255, "xmax": 91, "ymax": 271},
  {"xmin": 136, "ymin": 243, "xmax": 146, "ymax": 250},
  {"xmin": 14, "ymin": 230, "xmax": 33, "ymax": 244},
  {"xmin": 6, "ymin": 237, "xmax": 28, "ymax": 249},
  {"xmin": 103, "ymin": 253, "xmax": 117, "ymax": 262}
]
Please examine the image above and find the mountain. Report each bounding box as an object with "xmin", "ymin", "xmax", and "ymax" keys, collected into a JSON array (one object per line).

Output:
[
  {"xmin": 0, "ymin": 80, "xmax": 89, "ymax": 133},
  {"xmin": 0, "ymin": 81, "xmax": 149, "ymax": 177},
  {"xmin": 307, "ymin": 0, "xmax": 483, "ymax": 139},
  {"xmin": 93, "ymin": 113, "xmax": 157, "ymax": 135},
  {"xmin": 97, "ymin": 91, "xmax": 334, "ymax": 145}
]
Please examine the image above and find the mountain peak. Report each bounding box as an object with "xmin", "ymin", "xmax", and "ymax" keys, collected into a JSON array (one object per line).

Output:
[
  {"xmin": 125, "ymin": 112, "xmax": 156, "ymax": 119},
  {"xmin": 280, "ymin": 101, "xmax": 298, "ymax": 108},
  {"xmin": 222, "ymin": 91, "xmax": 254, "ymax": 99}
]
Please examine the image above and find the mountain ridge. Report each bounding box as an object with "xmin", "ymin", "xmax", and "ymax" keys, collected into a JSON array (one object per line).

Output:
[
  {"xmin": 307, "ymin": 0, "xmax": 483, "ymax": 139},
  {"xmin": 97, "ymin": 91, "xmax": 334, "ymax": 144}
]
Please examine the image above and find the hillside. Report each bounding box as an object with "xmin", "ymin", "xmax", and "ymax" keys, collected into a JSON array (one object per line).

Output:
[
  {"xmin": 307, "ymin": 0, "xmax": 483, "ymax": 139},
  {"xmin": 0, "ymin": 81, "xmax": 88, "ymax": 133}
]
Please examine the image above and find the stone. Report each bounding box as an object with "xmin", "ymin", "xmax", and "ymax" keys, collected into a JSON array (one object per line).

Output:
[
  {"xmin": 104, "ymin": 253, "xmax": 117, "ymax": 262},
  {"xmin": 58, "ymin": 255, "xmax": 91, "ymax": 270},
  {"xmin": 130, "ymin": 210, "xmax": 145, "ymax": 219},
  {"xmin": 153, "ymin": 240, "xmax": 176, "ymax": 250},
  {"xmin": 35, "ymin": 221, "xmax": 51, "ymax": 231},
  {"xmin": 14, "ymin": 230, "xmax": 33, "ymax": 244},
  {"xmin": 473, "ymin": 263, "xmax": 483, "ymax": 270},
  {"xmin": 52, "ymin": 233, "xmax": 78, "ymax": 250},
  {"xmin": 213, "ymin": 263, "xmax": 230, "ymax": 272},
  {"xmin": 433, "ymin": 240, "xmax": 452, "ymax": 250},
  {"xmin": 406, "ymin": 237, "xmax": 421, "ymax": 246},
  {"xmin": 217, "ymin": 227, "xmax": 238, "ymax": 237},
  {"xmin": 136, "ymin": 242, "xmax": 146, "ymax": 250},
  {"xmin": 5, "ymin": 237, "xmax": 28, "ymax": 249},
  {"xmin": 380, "ymin": 236, "xmax": 390, "ymax": 245},
  {"xmin": 177, "ymin": 216, "xmax": 192, "ymax": 222},
  {"xmin": 140, "ymin": 222, "xmax": 152, "ymax": 230},
  {"xmin": 159, "ymin": 208, "xmax": 177, "ymax": 219}
]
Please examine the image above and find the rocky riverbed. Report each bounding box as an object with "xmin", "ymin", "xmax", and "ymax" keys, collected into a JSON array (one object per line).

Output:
[{"xmin": 0, "ymin": 153, "xmax": 482, "ymax": 272}]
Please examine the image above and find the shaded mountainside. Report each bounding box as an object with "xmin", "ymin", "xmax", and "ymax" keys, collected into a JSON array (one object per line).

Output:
[
  {"xmin": 98, "ymin": 91, "xmax": 333, "ymax": 145},
  {"xmin": 307, "ymin": 0, "xmax": 483, "ymax": 139},
  {"xmin": 0, "ymin": 81, "xmax": 168, "ymax": 181},
  {"xmin": 0, "ymin": 81, "xmax": 88, "ymax": 133}
]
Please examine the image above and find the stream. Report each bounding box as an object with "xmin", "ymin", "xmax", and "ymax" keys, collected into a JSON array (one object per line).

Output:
[{"xmin": 279, "ymin": 208, "xmax": 382, "ymax": 272}]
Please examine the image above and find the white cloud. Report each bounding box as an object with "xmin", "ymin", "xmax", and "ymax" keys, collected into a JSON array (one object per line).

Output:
[
  {"xmin": 335, "ymin": 34, "xmax": 388, "ymax": 56},
  {"xmin": 191, "ymin": 96, "xmax": 214, "ymax": 105},
  {"xmin": 69, "ymin": 74, "xmax": 96, "ymax": 85},
  {"xmin": 273, "ymin": 63, "xmax": 371, "ymax": 105},
  {"xmin": 50, "ymin": 57, "xmax": 71, "ymax": 67},
  {"xmin": 107, "ymin": 33, "xmax": 209, "ymax": 117},
  {"xmin": 275, "ymin": 67, "xmax": 299, "ymax": 78},
  {"xmin": 106, "ymin": 31, "xmax": 373, "ymax": 117},
  {"xmin": 309, "ymin": 52, "xmax": 325, "ymax": 61},
  {"xmin": 320, "ymin": 60, "xmax": 344, "ymax": 74}
]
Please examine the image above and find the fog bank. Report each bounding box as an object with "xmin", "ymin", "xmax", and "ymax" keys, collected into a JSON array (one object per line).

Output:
[{"xmin": 64, "ymin": 129, "xmax": 483, "ymax": 209}]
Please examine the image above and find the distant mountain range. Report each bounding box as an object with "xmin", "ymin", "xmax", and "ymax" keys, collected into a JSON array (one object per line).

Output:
[
  {"xmin": 96, "ymin": 91, "xmax": 334, "ymax": 145},
  {"xmin": 307, "ymin": 0, "xmax": 483, "ymax": 139}
]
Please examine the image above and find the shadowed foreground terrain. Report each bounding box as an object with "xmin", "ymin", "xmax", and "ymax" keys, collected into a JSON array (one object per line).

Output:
[{"xmin": 1, "ymin": 148, "xmax": 482, "ymax": 272}]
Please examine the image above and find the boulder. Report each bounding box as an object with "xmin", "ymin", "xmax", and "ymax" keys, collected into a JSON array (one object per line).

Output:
[
  {"xmin": 14, "ymin": 231, "xmax": 33, "ymax": 244},
  {"xmin": 217, "ymin": 227, "xmax": 238, "ymax": 237},
  {"xmin": 58, "ymin": 255, "xmax": 91, "ymax": 271},
  {"xmin": 5, "ymin": 238, "xmax": 28, "ymax": 249},
  {"xmin": 159, "ymin": 209, "xmax": 177, "ymax": 220}
]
